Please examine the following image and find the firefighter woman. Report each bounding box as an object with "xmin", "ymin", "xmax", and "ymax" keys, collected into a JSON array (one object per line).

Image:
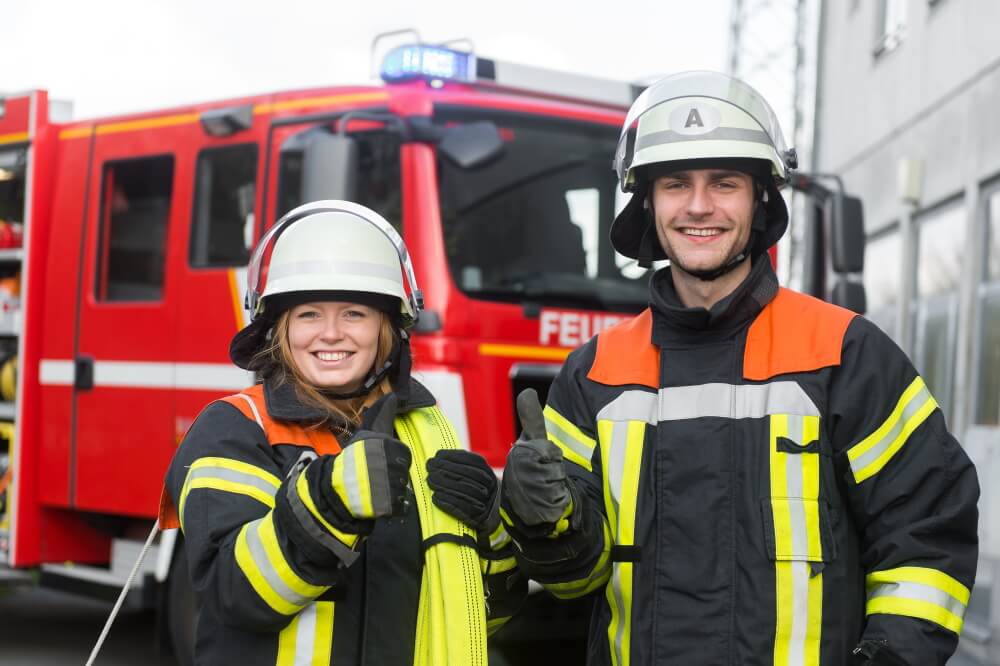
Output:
[
  {"xmin": 163, "ymin": 200, "xmax": 524, "ymax": 665},
  {"xmin": 499, "ymin": 72, "xmax": 979, "ymax": 665}
]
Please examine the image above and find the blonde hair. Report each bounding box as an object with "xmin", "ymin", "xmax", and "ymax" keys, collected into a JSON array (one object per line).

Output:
[{"xmin": 254, "ymin": 309, "xmax": 397, "ymax": 432}]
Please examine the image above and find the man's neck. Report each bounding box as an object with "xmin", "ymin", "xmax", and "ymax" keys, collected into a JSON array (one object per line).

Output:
[{"xmin": 671, "ymin": 259, "xmax": 752, "ymax": 310}]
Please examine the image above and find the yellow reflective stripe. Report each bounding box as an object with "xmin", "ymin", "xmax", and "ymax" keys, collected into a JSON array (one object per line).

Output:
[
  {"xmin": 866, "ymin": 596, "xmax": 964, "ymax": 634},
  {"xmin": 235, "ymin": 522, "xmax": 302, "ymax": 615},
  {"xmin": 865, "ymin": 566, "xmax": 969, "ymax": 634},
  {"xmin": 276, "ymin": 610, "xmax": 301, "ymax": 666},
  {"xmin": 295, "ymin": 471, "xmax": 359, "ymax": 549},
  {"xmin": 546, "ymin": 520, "xmax": 613, "ymax": 599},
  {"xmin": 770, "ymin": 414, "xmax": 823, "ymax": 666},
  {"xmin": 543, "ymin": 404, "xmax": 596, "ymax": 472},
  {"xmin": 178, "ymin": 457, "xmax": 280, "ymax": 530},
  {"xmin": 275, "ymin": 601, "xmax": 336, "ymax": 666},
  {"xmin": 312, "ymin": 602, "xmax": 335, "ymax": 666},
  {"xmin": 0, "ymin": 131, "xmax": 29, "ymax": 145},
  {"xmin": 598, "ymin": 418, "xmax": 644, "ymax": 666},
  {"xmin": 256, "ymin": 513, "xmax": 328, "ymax": 600},
  {"xmin": 848, "ymin": 376, "xmax": 938, "ymax": 483}
]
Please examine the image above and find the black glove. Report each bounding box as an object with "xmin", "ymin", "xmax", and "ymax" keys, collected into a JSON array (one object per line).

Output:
[
  {"xmin": 324, "ymin": 393, "xmax": 412, "ymax": 522},
  {"xmin": 501, "ymin": 389, "xmax": 575, "ymax": 539},
  {"xmin": 426, "ymin": 449, "xmax": 500, "ymax": 534}
]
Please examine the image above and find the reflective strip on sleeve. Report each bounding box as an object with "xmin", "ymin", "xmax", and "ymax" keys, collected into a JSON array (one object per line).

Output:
[
  {"xmin": 179, "ymin": 457, "xmax": 280, "ymax": 530},
  {"xmin": 234, "ymin": 514, "xmax": 328, "ymax": 615},
  {"xmin": 865, "ymin": 566, "xmax": 969, "ymax": 634},
  {"xmin": 769, "ymin": 414, "xmax": 823, "ymax": 666},
  {"xmin": 545, "ymin": 520, "xmax": 613, "ymax": 600},
  {"xmin": 331, "ymin": 444, "xmax": 373, "ymax": 518},
  {"xmin": 276, "ymin": 600, "xmax": 335, "ymax": 666},
  {"xmin": 848, "ymin": 376, "xmax": 938, "ymax": 484},
  {"xmin": 543, "ymin": 404, "xmax": 597, "ymax": 472},
  {"xmin": 599, "ymin": 418, "xmax": 645, "ymax": 666},
  {"xmin": 295, "ymin": 471, "xmax": 360, "ymax": 550}
]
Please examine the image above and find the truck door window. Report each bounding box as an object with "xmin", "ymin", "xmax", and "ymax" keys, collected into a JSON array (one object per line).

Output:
[
  {"xmin": 276, "ymin": 128, "xmax": 401, "ymax": 232},
  {"xmin": 96, "ymin": 156, "xmax": 174, "ymax": 301},
  {"xmin": 0, "ymin": 149, "xmax": 26, "ymax": 224},
  {"xmin": 190, "ymin": 144, "xmax": 257, "ymax": 267},
  {"xmin": 436, "ymin": 113, "xmax": 647, "ymax": 312}
]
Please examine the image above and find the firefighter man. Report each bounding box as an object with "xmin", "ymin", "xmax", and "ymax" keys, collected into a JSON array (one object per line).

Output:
[{"xmin": 499, "ymin": 72, "xmax": 979, "ymax": 665}]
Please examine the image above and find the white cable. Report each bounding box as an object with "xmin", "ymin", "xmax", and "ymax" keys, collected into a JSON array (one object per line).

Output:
[{"xmin": 84, "ymin": 520, "xmax": 160, "ymax": 666}]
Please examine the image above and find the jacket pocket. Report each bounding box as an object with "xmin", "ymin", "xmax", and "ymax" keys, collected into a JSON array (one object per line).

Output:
[{"xmin": 760, "ymin": 413, "xmax": 837, "ymax": 564}]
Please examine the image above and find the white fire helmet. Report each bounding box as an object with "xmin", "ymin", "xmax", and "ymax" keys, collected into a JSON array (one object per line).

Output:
[
  {"xmin": 246, "ymin": 200, "xmax": 422, "ymax": 326},
  {"xmin": 614, "ymin": 70, "xmax": 795, "ymax": 192},
  {"xmin": 610, "ymin": 71, "xmax": 796, "ymax": 265}
]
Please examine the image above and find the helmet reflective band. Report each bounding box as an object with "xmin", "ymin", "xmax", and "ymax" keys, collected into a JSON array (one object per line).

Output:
[
  {"xmin": 615, "ymin": 71, "xmax": 792, "ymax": 192},
  {"xmin": 247, "ymin": 200, "xmax": 420, "ymax": 325}
]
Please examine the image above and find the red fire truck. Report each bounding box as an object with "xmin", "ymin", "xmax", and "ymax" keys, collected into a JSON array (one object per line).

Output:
[
  {"xmin": 0, "ymin": 42, "xmax": 867, "ymax": 662},
  {"xmin": 0, "ymin": 43, "xmax": 651, "ymax": 659}
]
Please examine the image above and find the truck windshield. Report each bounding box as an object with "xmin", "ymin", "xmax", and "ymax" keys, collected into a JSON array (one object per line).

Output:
[{"xmin": 436, "ymin": 111, "xmax": 650, "ymax": 313}]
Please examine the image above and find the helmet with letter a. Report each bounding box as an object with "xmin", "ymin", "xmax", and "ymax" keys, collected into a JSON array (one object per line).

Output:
[{"xmin": 610, "ymin": 70, "xmax": 797, "ymax": 267}]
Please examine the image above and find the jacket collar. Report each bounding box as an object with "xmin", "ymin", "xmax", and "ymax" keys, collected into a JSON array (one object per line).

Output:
[
  {"xmin": 648, "ymin": 256, "xmax": 779, "ymax": 344},
  {"xmin": 262, "ymin": 375, "xmax": 436, "ymax": 424}
]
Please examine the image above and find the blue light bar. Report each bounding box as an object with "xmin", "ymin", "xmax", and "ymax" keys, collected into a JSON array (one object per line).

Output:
[{"xmin": 380, "ymin": 45, "xmax": 476, "ymax": 84}]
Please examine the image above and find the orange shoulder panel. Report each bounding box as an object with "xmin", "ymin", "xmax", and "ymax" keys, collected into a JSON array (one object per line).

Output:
[
  {"xmin": 221, "ymin": 384, "xmax": 342, "ymax": 456},
  {"xmin": 587, "ymin": 309, "xmax": 660, "ymax": 389},
  {"xmin": 743, "ymin": 288, "xmax": 857, "ymax": 381}
]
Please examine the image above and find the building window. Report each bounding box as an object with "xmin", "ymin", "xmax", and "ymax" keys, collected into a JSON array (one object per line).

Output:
[
  {"xmin": 190, "ymin": 144, "xmax": 257, "ymax": 267},
  {"xmin": 864, "ymin": 225, "xmax": 902, "ymax": 340},
  {"xmin": 975, "ymin": 186, "xmax": 1000, "ymax": 425},
  {"xmin": 874, "ymin": 0, "xmax": 907, "ymax": 55},
  {"xmin": 96, "ymin": 156, "xmax": 174, "ymax": 301},
  {"xmin": 913, "ymin": 200, "xmax": 965, "ymax": 421}
]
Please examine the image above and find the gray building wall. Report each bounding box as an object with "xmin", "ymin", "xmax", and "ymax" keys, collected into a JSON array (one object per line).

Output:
[{"xmin": 814, "ymin": 1, "xmax": 1000, "ymax": 662}]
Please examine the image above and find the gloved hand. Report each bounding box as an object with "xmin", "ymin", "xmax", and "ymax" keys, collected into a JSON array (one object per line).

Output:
[
  {"xmin": 852, "ymin": 640, "xmax": 909, "ymax": 666},
  {"xmin": 328, "ymin": 393, "xmax": 412, "ymax": 522},
  {"xmin": 500, "ymin": 389, "xmax": 575, "ymax": 539},
  {"xmin": 426, "ymin": 449, "xmax": 500, "ymax": 534}
]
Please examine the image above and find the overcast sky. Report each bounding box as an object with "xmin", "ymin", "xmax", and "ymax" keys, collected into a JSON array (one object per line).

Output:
[{"xmin": 9, "ymin": 0, "xmax": 733, "ymax": 119}]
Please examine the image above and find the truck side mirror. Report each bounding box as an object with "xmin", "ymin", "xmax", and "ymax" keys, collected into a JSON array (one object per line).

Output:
[
  {"xmin": 831, "ymin": 194, "xmax": 865, "ymax": 273},
  {"xmin": 438, "ymin": 121, "xmax": 504, "ymax": 169},
  {"xmin": 831, "ymin": 277, "xmax": 866, "ymax": 314},
  {"xmin": 302, "ymin": 132, "xmax": 358, "ymax": 202}
]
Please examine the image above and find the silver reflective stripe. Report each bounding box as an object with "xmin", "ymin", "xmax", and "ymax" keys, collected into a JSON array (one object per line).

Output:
[
  {"xmin": 293, "ymin": 603, "xmax": 318, "ymax": 666},
  {"xmin": 244, "ymin": 518, "xmax": 312, "ymax": 609},
  {"xmin": 233, "ymin": 393, "xmax": 264, "ymax": 429},
  {"xmin": 268, "ymin": 259, "xmax": 400, "ymax": 283},
  {"xmin": 544, "ymin": 415, "xmax": 594, "ymax": 462},
  {"xmin": 868, "ymin": 581, "xmax": 967, "ymax": 619},
  {"xmin": 849, "ymin": 384, "xmax": 932, "ymax": 476},
  {"xmin": 606, "ymin": 422, "xmax": 629, "ymax": 514},
  {"xmin": 636, "ymin": 127, "xmax": 773, "ymax": 150},
  {"xmin": 184, "ymin": 465, "xmax": 277, "ymax": 499},
  {"xmin": 789, "ymin": 560, "xmax": 810, "ymax": 666},
  {"xmin": 597, "ymin": 383, "xmax": 819, "ymax": 424},
  {"xmin": 612, "ymin": 564, "xmax": 628, "ymax": 665},
  {"xmin": 660, "ymin": 382, "xmax": 819, "ymax": 420},
  {"xmin": 342, "ymin": 448, "xmax": 365, "ymax": 516},
  {"xmin": 784, "ymin": 414, "xmax": 808, "ymax": 559},
  {"xmin": 598, "ymin": 391, "xmax": 658, "ymax": 424}
]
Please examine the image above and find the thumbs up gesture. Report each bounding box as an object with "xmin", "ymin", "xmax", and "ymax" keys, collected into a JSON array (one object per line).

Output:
[
  {"xmin": 332, "ymin": 393, "xmax": 412, "ymax": 520},
  {"xmin": 500, "ymin": 389, "xmax": 573, "ymax": 538}
]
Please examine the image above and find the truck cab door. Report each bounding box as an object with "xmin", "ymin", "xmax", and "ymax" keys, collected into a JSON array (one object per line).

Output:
[{"xmin": 70, "ymin": 126, "xmax": 187, "ymax": 515}]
